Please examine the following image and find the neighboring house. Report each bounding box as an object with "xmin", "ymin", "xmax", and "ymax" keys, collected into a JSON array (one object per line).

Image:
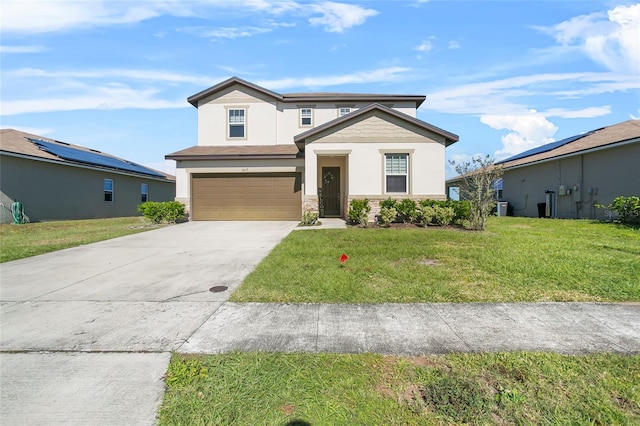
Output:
[
  {"xmin": 446, "ymin": 120, "xmax": 640, "ymax": 220},
  {"xmin": 166, "ymin": 77, "xmax": 459, "ymax": 221},
  {"xmin": 0, "ymin": 129, "xmax": 175, "ymax": 223}
]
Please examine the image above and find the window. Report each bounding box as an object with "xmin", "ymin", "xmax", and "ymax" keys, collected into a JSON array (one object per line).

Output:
[
  {"xmin": 338, "ymin": 107, "xmax": 352, "ymax": 117},
  {"xmin": 141, "ymin": 183, "xmax": 148, "ymax": 202},
  {"xmin": 300, "ymin": 108, "xmax": 313, "ymax": 126},
  {"xmin": 385, "ymin": 154, "xmax": 408, "ymax": 193},
  {"xmin": 228, "ymin": 108, "xmax": 245, "ymax": 138},
  {"xmin": 104, "ymin": 179, "xmax": 114, "ymax": 202}
]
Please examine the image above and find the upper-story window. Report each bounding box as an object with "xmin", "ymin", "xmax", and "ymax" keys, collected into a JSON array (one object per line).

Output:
[
  {"xmin": 338, "ymin": 107, "xmax": 352, "ymax": 117},
  {"xmin": 300, "ymin": 108, "xmax": 313, "ymax": 126},
  {"xmin": 228, "ymin": 108, "xmax": 245, "ymax": 138}
]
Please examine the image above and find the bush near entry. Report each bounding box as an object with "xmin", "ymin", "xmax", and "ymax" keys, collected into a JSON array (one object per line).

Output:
[{"xmin": 138, "ymin": 201, "xmax": 186, "ymax": 224}]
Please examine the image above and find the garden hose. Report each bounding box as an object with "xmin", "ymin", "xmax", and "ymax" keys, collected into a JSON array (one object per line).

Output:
[{"xmin": 11, "ymin": 201, "xmax": 26, "ymax": 224}]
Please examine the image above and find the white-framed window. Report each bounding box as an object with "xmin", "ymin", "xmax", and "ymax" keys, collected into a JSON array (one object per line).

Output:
[
  {"xmin": 338, "ymin": 107, "xmax": 352, "ymax": 117},
  {"xmin": 104, "ymin": 179, "xmax": 114, "ymax": 202},
  {"xmin": 385, "ymin": 153, "xmax": 408, "ymax": 193},
  {"xmin": 141, "ymin": 183, "xmax": 148, "ymax": 202},
  {"xmin": 300, "ymin": 108, "xmax": 313, "ymax": 126},
  {"xmin": 228, "ymin": 108, "xmax": 245, "ymax": 138}
]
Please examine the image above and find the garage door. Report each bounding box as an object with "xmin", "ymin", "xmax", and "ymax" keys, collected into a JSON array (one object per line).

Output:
[{"xmin": 191, "ymin": 173, "xmax": 302, "ymax": 221}]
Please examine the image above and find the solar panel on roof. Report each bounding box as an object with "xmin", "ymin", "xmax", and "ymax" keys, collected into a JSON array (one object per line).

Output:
[
  {"xmin": 497, "ymin": 129, "xmax": 599, "ymax": 164},
  {"xmin": 29, "ymin": 138, "xmax": 165, "ymax": 178}
]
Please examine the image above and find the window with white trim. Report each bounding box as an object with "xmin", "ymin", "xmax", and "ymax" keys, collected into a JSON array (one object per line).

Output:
[
  {"xmin": 385, "ymin": 154, "xmax": 408, "ymax": 193},
  {"xmin": 141, "ymin": 183, "xmax": 148, "ymax": 202},
  {"xmin": 338, "ymin": 107, "xmax": 352, "ymax": 117},
  {"xmin": 104, "ymin": 179, "xmax": 114, "ymax": 202},
  {"xmin": 300, "ymin": 108, "xmax": 313, "ymax": 126},
  {"xmin": 228, "ymin": 108, "xmax": 245, "ymax": 138}
]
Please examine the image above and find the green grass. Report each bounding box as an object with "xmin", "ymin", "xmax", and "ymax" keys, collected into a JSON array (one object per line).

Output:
[
  {"xmin": 159, "ymin": 352, "xmax": 640, "ymax": 425},
  {"xmin": 231, "ymin": 217, "xmax": 640, "ymax": 303},
  {"xmin": 0, "ymin": 217, "xmax": 164, "ymax": 263}
]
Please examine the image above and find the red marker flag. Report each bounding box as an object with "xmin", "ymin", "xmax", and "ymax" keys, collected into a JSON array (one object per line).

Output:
[{"xmin": 340, "ymin": 253, "xmax": 348, "ymax": 263}]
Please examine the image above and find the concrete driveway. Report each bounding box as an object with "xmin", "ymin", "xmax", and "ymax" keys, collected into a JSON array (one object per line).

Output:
[{"xmin": 0, "ymin": 221, "xmax": 297, "ymax": 425}]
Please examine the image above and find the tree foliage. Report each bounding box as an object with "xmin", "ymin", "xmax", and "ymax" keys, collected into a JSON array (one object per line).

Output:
[{"xmin": 449, "ymin": 155, "xmax": 503, "ymax": 231}]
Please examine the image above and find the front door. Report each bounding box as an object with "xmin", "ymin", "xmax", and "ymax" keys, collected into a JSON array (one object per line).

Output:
[{"xmin": 321, "ymin": 167, "xmax": 340, "ymax": 216}]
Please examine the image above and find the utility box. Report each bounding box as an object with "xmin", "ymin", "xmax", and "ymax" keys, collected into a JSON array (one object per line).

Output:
[{"xmin": 497, "ymin": 202, "xmax": 508, "ymax": 217}]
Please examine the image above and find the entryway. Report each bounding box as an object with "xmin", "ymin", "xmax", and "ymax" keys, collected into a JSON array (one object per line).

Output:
[{"xmin": 320, "ymin": 166, "xmax": 340, "ymax": 217}]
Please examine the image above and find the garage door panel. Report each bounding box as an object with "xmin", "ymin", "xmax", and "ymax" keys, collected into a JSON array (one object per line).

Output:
[{"xmin": 192, "ymin": 173, "xmax": 302, "ymax": 221}]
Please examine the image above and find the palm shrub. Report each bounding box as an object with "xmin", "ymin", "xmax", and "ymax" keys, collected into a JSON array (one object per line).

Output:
[{"xmin": 348, "ymin": 199, "xmax": 371, "ymax": 227}]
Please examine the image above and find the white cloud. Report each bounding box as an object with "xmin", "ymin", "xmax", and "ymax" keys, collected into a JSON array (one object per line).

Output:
[
  {"xmin": 631, "ymin": 110, "xmax": 640, "ymax": 120},
  {"xmin": 481, "ymin": 112, "xmax": 558, "ymax": 160},
  {"xmin": 543, "ymin": 106, "xmax": 611, "ymax": 119},
  {"xmin": 424, "ymin": 72, "xmax": 636, "ymax": 116},
  {"xmin": 5, "ymin": 67, "xmax": 218, "ymax": 86},
  {"xmin": 1, "ymin": 125, "xmax": 54, "ymax": 136},
  {"xmin": 309, "ymin": 2, "xmax": 378, "ymax": 33},
  {"xmin": 448, "ymin": 40, "xmax": 460, "ymax": 49},
  {"xmin": 0, "ymin": 0, "xmax": 189, "ymax": 34},
  {"xmin": 1, "ymin": 85, "xmax": 186, "ymax": 115},
  {"xmin": 415, "ymin": 40, "xmax": 433, "ymax": 52},
  {"xmin": 258, "ymin": 66, "xmax": 410, "ymax": 90},
  {"xmin": 0, "ymin": 45, "xmax": 45, "ymax": 54},
  {"xmin": 538, "ymin": 3, "xmax": 640, "ymax": 73},
  {"xmin": 179, "ymin": 25, "xmax": 274, "ymax": 40},
  {"xmin": 0, "ymin": 0, "xmax": 376, "ymax": 35}
]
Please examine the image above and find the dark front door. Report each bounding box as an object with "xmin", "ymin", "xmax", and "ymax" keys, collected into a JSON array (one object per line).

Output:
[{"xmin": 321, "ymin": 167, "xmax": 340, "ymax": 216}]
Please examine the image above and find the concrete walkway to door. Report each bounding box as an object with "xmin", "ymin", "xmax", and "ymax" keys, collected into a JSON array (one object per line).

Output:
[{"xmin": 0, "ymin": 221, "xmax": 298, "ymax": 425}]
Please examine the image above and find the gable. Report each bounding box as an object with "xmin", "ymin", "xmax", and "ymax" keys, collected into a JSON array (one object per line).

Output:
[
  {"xmin": 305, "ymin": 110, "xmax": 447, "ymax": 145},
  {"xmin": 197, "ymin": 84, "xmax": 277, "ymax": 107}
]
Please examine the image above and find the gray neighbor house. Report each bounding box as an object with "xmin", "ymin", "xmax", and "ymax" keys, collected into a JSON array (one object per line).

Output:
[
  {"xmin": 0, "ymin": 129, "xmax": 175, "ymax": 224},
  {"xmin": 447, "ymin": 120, "xmax": 640, "ymax": 220}
]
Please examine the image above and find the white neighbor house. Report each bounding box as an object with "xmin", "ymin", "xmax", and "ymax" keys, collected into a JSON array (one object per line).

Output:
[{"xmin": 166, "ymin": 77, "xmax": 459, "ymax": 221}]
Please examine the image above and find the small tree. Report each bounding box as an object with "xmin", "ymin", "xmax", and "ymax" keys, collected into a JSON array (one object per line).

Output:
[{"xmin": 449, "ymin": 155, "xmax": 503, "ymax": 231}]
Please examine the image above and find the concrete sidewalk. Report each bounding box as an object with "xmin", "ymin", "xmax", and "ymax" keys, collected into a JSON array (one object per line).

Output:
[{"xmin": 180, "ymin": 302, "xmax": 640, "ymax": 355}]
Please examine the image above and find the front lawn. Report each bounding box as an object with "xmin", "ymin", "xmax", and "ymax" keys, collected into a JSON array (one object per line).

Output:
[
  {"xmin": 159, "ymin": 352, "xmax": 640, "ymax": 425},
  {"xmin": 231, "ymin": 217, "xmax": 640, "ymax": 303},
  {"xmin": 0, "ymin": 217, "xmax": 164, "ymax": 263}
]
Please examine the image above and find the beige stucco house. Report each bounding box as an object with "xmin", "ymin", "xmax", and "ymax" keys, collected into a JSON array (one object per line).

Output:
[
  {"xmin": 166, "ymin": 77, "xmax": 459, "ymax": 221},
  {"xmin": 0, "ymin": 129, "xmax": 175, "ymax": 223},
  {"xmin": 447, "ymin": 120, "xmax": 640, "ymax": 220}
]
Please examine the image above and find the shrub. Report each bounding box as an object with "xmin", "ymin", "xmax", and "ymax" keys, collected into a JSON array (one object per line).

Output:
[
  {"xmin": 377, "ymin": 206, "xmax": 397, "ymax": 227},
  {"xmin": 138, "ymin": 201, "xmax": 185, "ymax": 224},
  {"xmin": 597, "ymin": 196, "xmax": 640, "ymax": 225},
  {"xmin": 396, "ymin": 198, "xmax": 418, "ymax": 224},
  {"xmin": 300, "ymin": 209, "xmax": 319, "ymax": 226},
  {"xmin": 379, "ymin": 197, "xmax": 398, "ymax": 209},
  {"xmin": 418, "ymin": 205, "xmax": 436, "ymax": 226},
  {"xmin": 348, "ymin": 199, "xmax": 371, "ymax": 227},
  {"xmin": 446, "ymin": 200, "xmax": 471, "ymax": 225},
  {"xmin": 433, "ymin": 206, "xmax": 455, "ymax": 226}
]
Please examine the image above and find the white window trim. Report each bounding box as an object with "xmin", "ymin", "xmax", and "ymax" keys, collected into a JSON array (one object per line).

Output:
[
  {"xmin": 225, "ymin": 106, "xmax": 248, "ymax": 140},
  {"xmin": 104, "ymin": 178, "xmax": 114, "ymax": 202},
  {"xmin": 299, "ymin": 107, "xmax": 313, "ymax": 127},
  {"xmin": 380, "ymin": 150, "xmax": 414, "ymax": 195}
]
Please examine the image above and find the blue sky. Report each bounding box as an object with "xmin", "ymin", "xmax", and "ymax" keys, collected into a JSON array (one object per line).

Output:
[{"xmin": 1, "ymin": 0, "xmax": 639, "ymax": 177}]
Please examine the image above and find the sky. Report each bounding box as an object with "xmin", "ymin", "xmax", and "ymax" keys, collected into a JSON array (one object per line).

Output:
[{"xmin": 1, "ymin": 0, "xmax": 639, "ymax": 178}]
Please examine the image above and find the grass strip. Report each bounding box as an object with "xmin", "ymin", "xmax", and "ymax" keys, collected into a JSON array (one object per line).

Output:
[
  {"xmin": 0, "ymin": 217, "xmax": 164, "ymax": 263},
  {"xmin": 159, "ymin": 352, "xmax": 640, "ymax": 425},
  {"xmin": 231, "ymin": 217, "xmax": 640, "ymax": 303}
]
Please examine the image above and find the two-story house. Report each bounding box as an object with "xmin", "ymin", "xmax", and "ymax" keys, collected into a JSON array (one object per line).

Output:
[{"xmin": 166, "ymin": 77, "xmax": 458, "ymax": 221}]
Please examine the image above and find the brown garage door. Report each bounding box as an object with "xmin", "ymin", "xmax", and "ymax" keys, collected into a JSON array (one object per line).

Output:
[{"xmin": 191, "ymin": 173, "xmax": 302, "ymax": 221}]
